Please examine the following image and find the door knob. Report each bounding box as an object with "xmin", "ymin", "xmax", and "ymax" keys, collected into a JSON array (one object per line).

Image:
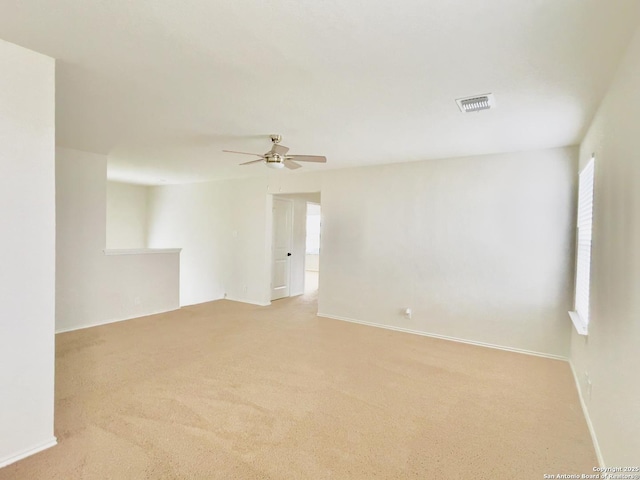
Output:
[{"xmin": 287, "ymin": 252, "xmax": 292, "ymax": 256}]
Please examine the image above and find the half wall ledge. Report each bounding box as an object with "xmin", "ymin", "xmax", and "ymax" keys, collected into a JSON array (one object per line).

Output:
[{"xmin": 103, "ymin": 248, "xmax": 182, "ymax": 255}]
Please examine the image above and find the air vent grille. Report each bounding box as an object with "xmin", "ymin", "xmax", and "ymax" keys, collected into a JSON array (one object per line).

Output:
[{"xmin": 456, "ymin": 93, "xmax": 495, "ymax": 113}]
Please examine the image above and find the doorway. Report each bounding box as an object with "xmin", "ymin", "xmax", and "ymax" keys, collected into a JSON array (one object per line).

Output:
[
  {"xmin": 305, "ymin": 202, "xmax": 321, "ymax": 293},
  {"xmin": 270, "ymin": 193, "xmax": 321, "ymax": 301}
]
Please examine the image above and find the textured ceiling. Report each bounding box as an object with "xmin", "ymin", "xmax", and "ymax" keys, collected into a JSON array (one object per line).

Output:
[{"xmin": 1, "ymin": 0, "xmax": 639, "ymax": 184}]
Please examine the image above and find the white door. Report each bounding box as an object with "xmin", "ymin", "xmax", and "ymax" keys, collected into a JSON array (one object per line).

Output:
[{"xmin": 271, "ymin": 198, "xmax": 293, "ymax": 300}]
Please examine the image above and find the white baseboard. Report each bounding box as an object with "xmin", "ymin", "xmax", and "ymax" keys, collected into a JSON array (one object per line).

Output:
[
  {"xmin": 316, "ymin": 312, "xmax": 568, "ymax": 361},
  {"xmin": 224, "ymin": 297, "xmax": 271, "ymax": 307},
  {"xmin": 0, "ymin": 437, "xmax": 57, "ymax": 469},
  {"xmin": 569, "ymin": 361, "xmax": 605, "ymax": 467},
  {"xmin": 56, "ymin": 306, "xmax": 180, "ymax": 334}
]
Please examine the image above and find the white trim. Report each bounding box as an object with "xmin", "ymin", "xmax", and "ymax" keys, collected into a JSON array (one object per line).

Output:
[
  {"xmin": 0, "ymin": 437, "xmax": 57, "ymax": 469},
  {"xmin": 224, "ymin": 297, "xmax": 271, "ymax": 307},
  {"xmin": 316, "ymin": 313, "xmax": 568, "ymax": 361},
  {"xmin": 56, "ymin": 307, "xmax": 180, "ymax": 333},
  {"xmin": 569, "ymin": 361, "xmax": 605, "ymax": 467},
  {"xmin": 568, "ymin": 310, "xmax": 589, "ymax": 335},
  {"xmin": 103, "ymin": 248, "xmax": 181, "ymax": 255}
]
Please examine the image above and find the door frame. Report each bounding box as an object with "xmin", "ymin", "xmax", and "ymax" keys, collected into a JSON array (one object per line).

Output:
[{"xmin": 265, "ymin": 192, "xmax": 321, "ymax": 305}]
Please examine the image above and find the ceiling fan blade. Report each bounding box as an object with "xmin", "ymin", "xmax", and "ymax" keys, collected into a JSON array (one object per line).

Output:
[
  {"xmin": 286, "ymin": 155, "xmax": 327, "ymax": 163},
  {"xmin": 239, "ymin": 159, "xmax": 264, "ymax": 166},
  {"xmin": 270, "ymin": 144, "xmax": 290, "ymax": 156},
  {"xmin": 222, "ymin": 150, "xmax": 263, "ymax": 157},
  {"xmin": 284, "ymin": 160, "xmax": 302, "ymax": 170}
]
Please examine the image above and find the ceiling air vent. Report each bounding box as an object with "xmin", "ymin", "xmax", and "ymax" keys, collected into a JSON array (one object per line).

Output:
[{"xmin": 456, "ymin": 93, "xmax": 495, "ymax": 113}]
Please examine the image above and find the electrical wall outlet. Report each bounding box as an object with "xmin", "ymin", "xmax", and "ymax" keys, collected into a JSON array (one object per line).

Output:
[{"xmin": 404, "ymin": 307, "xmax": 412, "ymax": 319}]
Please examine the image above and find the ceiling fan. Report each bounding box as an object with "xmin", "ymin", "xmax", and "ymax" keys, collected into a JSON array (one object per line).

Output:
[{"xmin": 223, "ymin": 134, "xmax": 327, "ymax": 170}]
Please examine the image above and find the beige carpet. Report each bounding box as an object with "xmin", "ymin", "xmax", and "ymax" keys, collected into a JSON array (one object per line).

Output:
[{"xmin": 1, "ymin": 291, "xmax": 596, "ymax": 479}]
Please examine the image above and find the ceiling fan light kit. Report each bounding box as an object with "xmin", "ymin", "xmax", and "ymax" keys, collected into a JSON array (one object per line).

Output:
[{"xmin": 223, "ymin": 134, "xmax": 327, "ymax": 170}]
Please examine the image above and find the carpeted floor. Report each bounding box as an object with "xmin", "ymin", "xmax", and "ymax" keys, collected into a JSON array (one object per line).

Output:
[{"xmin": 1, "ymin": 291, "xmax": 596, "ymax": 479}]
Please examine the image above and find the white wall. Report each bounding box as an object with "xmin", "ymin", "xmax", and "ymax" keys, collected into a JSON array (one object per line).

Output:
[
  {"xmin": 316, "ymin": 148, "xmax": 577, "ymax": 357},
  {"xmin": 148, "ymin": 151, "xmax": 574, "ymax": 358},
  {"xmin": 0, "ymin": 40, "xmax": 56, "ymax": 466},
  {"xmin": 147, "ymin": 181, "xmax": 231, "ymax": 306},
  {"xmin": 147, "ymin": 176, "xmax": 270, "ymax": 306},
  {"xmin": 106, "ymin": 181, "xmax": 148, "ymax": 248},
  {"xmin": 570, "ymin": 25, "xmax": 640, "ymax": 465},
  {"xmin": 56, "ymin": 148, "xmax": 180, "ymax": 332},
  {"xmin": 147, "ymin": 173, "xmax": 324, "ymax": 306}
]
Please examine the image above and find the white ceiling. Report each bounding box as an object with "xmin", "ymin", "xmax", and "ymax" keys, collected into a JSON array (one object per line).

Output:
[{"xmin": 1, "ymin": 0, "xmax": 639, "ymax": 184}]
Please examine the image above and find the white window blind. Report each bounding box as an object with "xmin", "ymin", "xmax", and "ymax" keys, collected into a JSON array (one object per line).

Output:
[{"xmin": 570, "ymin": 157, "xmax": 595, "ymax": 335}]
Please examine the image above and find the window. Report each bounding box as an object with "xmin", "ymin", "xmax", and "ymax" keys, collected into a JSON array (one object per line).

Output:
[{"xmin": 569, "ymin": 156, "xmax": 595, "ymax": 335}]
